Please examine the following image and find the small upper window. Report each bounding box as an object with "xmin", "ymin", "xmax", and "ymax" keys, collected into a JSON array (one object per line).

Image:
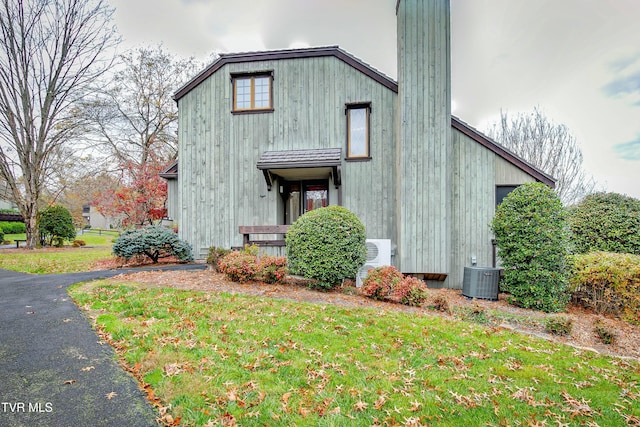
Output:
[
  {"xmin": 496, "ymin": 185, "xmax": 519, "ymax": 206},
  {"xmin": 346, "ymin": 103, "xmax": 370, "ymax": 159},
  {"xmin": 233, "ymin": 73, "xmax": 272, "ymax": 112}
]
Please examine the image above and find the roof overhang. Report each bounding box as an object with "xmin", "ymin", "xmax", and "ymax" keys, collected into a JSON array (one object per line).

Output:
[
  {"xmin": 159, "ymin": 161, "xmax": 178, "ymax": 180},
  {"xmin": 256, "ymin": 148, "xmax": 342, "ymax": 191},
  {"xmin": 451, "ymin": 117, "xmax": 556, "ymax": 188},
  {"xmin": 174, "ymin": 46, "xmax": 397, "ymax": 101}
]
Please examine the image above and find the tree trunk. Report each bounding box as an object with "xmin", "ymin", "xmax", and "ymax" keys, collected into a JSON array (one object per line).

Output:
[{"xmin": 24, "ymin": 206, "xmax": 39, "ymax": 249}]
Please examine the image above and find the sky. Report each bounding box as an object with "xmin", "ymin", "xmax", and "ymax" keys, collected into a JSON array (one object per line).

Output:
[{"xmin": 108, "ymin": 0, "xmax": 640, "ymax": 199}]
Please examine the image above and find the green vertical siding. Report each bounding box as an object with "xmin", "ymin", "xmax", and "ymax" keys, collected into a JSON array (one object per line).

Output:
[
  {"xmin": 177, "ymin": 56, "xmax": 397, "ymax": 259},
  {"xmin": 396, "ymin": 0, "xmax": 452, "ymax": 274},
  {"xmin": 449, "ymin": 128, "xmax": 538, "ymax": 288}
]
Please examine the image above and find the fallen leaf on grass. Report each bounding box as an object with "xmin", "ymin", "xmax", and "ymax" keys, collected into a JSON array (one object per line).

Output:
[{"xmin": 353, "ymin": 400, "xmax": 368, "ymax": 412}]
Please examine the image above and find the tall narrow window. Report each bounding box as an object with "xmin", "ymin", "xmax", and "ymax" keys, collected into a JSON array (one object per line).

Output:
[
  {"xmin": 233, "ymin": 73, "xmax": 273, "ymax": 112},
  {"xmin": 346, "ymin": 103, "xmax": 370, "ymax": 159}
]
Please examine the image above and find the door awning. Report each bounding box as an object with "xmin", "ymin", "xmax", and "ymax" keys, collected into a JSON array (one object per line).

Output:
[{"xmin": 256, "ymin": 148, "xmax": 342, "ymax": 190}]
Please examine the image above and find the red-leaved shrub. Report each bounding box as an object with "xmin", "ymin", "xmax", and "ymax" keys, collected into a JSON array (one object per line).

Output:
[
  {"xmin": 218, "ymin": 251, "xmax": 258, "ymax": 283},
  {"xmin": 362, "ymin": 266, "xmax": 403, "ymax": 300},
  {"xmin": 392, "ymin": 276, "xmax": 429, "ymax": 306},
  {"xmin": 259, "ymin": 255, "xmax": 288, "ymax": 284}
]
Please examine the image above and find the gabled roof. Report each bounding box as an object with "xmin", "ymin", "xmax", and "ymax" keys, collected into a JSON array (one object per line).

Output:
[
  {"xmin": 173, "ymin": 45, "xmax": 554, "ymax": 187},
  {"xmin": 174, "ymin": 46, "xmax": 397, "ymax": 101},
  {"xmin": 451, "ymin": 117, "xmax": 556, "ymax": 187}
]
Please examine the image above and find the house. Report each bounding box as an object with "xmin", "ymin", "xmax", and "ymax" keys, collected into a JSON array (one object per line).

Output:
[{"xmin": 165, "ymin": 0, "xmax": 554, "ymax": 289}]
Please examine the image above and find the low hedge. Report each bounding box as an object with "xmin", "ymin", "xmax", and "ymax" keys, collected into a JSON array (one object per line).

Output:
[
  {"xmin": 0, "ymin": 221, "xmax": 26, "ymax": 234},
  {"xmin": 569, "ymin": 251, "xmax": 640, "ymax": 324}
]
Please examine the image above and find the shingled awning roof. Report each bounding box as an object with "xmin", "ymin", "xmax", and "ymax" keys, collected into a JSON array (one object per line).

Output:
[{"xmin": 256, "ymin": 148, "xmax": 342, "ymax": 190}]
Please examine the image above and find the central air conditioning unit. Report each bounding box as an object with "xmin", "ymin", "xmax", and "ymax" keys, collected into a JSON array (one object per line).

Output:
[
  {"xmin": 355, "ymin": 239, "xmax": 392, "ymax": 287},
  {"xmin": 462, "ymin": 266, "xmax": 501, "ymax": 300}
]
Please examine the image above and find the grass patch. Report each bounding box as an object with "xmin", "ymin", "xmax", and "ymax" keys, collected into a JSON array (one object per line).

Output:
[
  {"xmin": 76, "ymin": 229, "xmax": 120, "ymax": 246},
  {"xmin": 0, "ymin": 247, "xmax": 114, "ymax": 273},
  {"xmin": 3, "ymin": 233, "xmax": 26, "ymax": 243},
  {"xmin": 70, "ymin": 281, "xmax": 640, "ymax": 427}
]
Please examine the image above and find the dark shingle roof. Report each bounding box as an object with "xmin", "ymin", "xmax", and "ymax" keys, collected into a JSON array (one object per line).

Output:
[{"xmin": 257, "ymin": 148, "xmax": 342, "ymax": 170}]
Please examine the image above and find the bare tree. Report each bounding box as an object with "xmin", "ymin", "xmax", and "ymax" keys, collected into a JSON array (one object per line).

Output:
[
  {"xmin": 0, "ymin": 0, "xmax": 118, "ymax": 247},
  {"xmin": 82, "ymin": 45, "xmax": 203, "ymax": 166},
  {"xmin": 486, "ymin": 107, "xmax": 597, "ymax": 205}
]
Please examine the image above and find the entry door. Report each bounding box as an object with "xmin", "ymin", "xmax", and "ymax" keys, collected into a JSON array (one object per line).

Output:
[{"xmin": 283, "ymin": 180, "xmax": 328, "ymax": 224}]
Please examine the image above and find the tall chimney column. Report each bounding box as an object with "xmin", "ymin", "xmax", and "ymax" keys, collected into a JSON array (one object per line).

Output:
[{"xmin": 396, "ymin": 0, "xmax": 451, "ymax": 277}]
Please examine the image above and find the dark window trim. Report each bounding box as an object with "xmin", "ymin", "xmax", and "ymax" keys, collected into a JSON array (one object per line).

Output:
[
  {"xmin": 345, "ymin": 102, "xmax": 371, "ymax": 160},
  {"xmin": 496, "ymin": 185, "xmax": 520, "ymax": 207},
  {"xmin": 231, "ymin": 71, "xmax": 274, "ymax": 112}
]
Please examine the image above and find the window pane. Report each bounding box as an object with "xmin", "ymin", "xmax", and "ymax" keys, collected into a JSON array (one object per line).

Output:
[
  {"xmin": 349, "ymin": 108, "xmax": 368, "ymax": 157},
  {"xmin": 235, "ymin": 78, "xmax": 251, "ymax": 109},
  {"xmin": 304, "ymin": 184, "xmax": 328, "ymax": 213},
  {"xmin": 254, "ymin": 77, "xmax": 270, "ymax": 108}
]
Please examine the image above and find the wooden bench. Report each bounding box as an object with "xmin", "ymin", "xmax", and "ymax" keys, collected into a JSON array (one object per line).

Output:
[
  {"xmin": 239, "ymin": 225, "xmax": 291, "ymax": 247},
  {"xmin": 14, "ymin": 239, "xmax": 26, "ymax": 248}
]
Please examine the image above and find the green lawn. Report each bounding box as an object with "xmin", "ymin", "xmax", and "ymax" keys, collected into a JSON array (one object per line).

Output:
[
  {"xmin": 0, "ymin": 247, "xmax": 113, "ymax": 273},
  {"xmin": 70, "ymin": 281, "xmax": 640, "ymax": 427}
]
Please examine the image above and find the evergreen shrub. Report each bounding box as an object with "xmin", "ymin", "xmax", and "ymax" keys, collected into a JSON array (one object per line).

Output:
[
  {"xmin": 286, "ymin": 206, "xmax": 367, "ymax": 289},
  {"xmin": 569, "ymin": 251, "xmax": 640, "ymax": 324},
  {"xmin": 38, "ymin": 205, "xmax": 76, "ymax": 246},
  {"xmin": 491, "ymin": 182, "xmax": 570, "ymax": 312},
  {"xmin": 0, "ymin": 221, "xmax": 26, "ymax": 234},
  {"xmin": 568, "ymin": 192, "xmax": 640, "ymax": 255},
  {"xmin": 112, "ymin": 225, "xmax": 193, "ymax": 263}
]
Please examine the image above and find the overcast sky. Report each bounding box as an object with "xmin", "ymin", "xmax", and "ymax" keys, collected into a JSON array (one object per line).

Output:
[{"xmin": 108, "ymin": 0, "xmax": 640, "ymax": 199}]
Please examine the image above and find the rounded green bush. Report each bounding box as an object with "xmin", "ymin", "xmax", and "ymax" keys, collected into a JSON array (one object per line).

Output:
[
  {"xmin": 38, "ymin": 205, "xmax": 76, "ymax": 246},
  {"xmin": 112, "ymin": 225, "xmax": 193, "ymax": 263},
  {"xmin": 286, "ymin": 206, "xmax": 367, "ymax": 289},
  {"xmin": 568, "ymin": 192, "xmax": 640, "ymax": 255},
  {"xmin": 491, "ymin": 182, "xmax": 570, "ymax": 312},
  {"xmin": 0, "ymin": 227, "xmax": 4, "ymax": 244}
]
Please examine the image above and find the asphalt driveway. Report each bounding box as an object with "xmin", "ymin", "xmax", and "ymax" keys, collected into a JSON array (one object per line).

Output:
[{"xmin": 0, "ymin": 265, "xmax": 205, "ymax": 427}]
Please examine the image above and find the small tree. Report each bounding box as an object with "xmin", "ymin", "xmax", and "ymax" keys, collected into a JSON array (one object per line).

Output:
[
  {"xmin": 568, "ymin": 192, "xmax": 640, "ymax": 255},
  {"xmin": 112, "ymin": 225, "xmax": 193, "ymax": 263},
  {"xmin": 286, "ymin": 206, "xmax": 367, "ymax": 289},
  {"xmin": 491, "ymin": 182, "xmax": 570, "ymax": 312},
  {"xmin": 93, "ymin": 160, "xmax": 168, "ymax": 227},
  {"xmin": 38, "ymin": 205, "xmax": 76, "ymax": 246}
]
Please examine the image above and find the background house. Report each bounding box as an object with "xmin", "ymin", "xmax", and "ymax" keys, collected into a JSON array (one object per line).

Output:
[{"xmin": 166, "ymin": 0, "xmax": 553, "ymax": 288}]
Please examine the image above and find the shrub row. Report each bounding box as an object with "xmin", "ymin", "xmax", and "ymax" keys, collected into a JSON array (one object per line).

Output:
[
  {"xmin": 216, "ymin": 245, "xmax": 288, "ymax": 284},
  {"xmin": 569, "ymin": 192, "xmax": 640, "ymax": 255},
  {"xmin": 569, "ymin": 251, "xmax": 640, "ymax": 324},
  {"xmin": 362, "ymin": 266, "xmax": 429, "ymax": 307},
  {"xmin": 0, "ymin": 221, "xmax": 26, "ymax": 234}
]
